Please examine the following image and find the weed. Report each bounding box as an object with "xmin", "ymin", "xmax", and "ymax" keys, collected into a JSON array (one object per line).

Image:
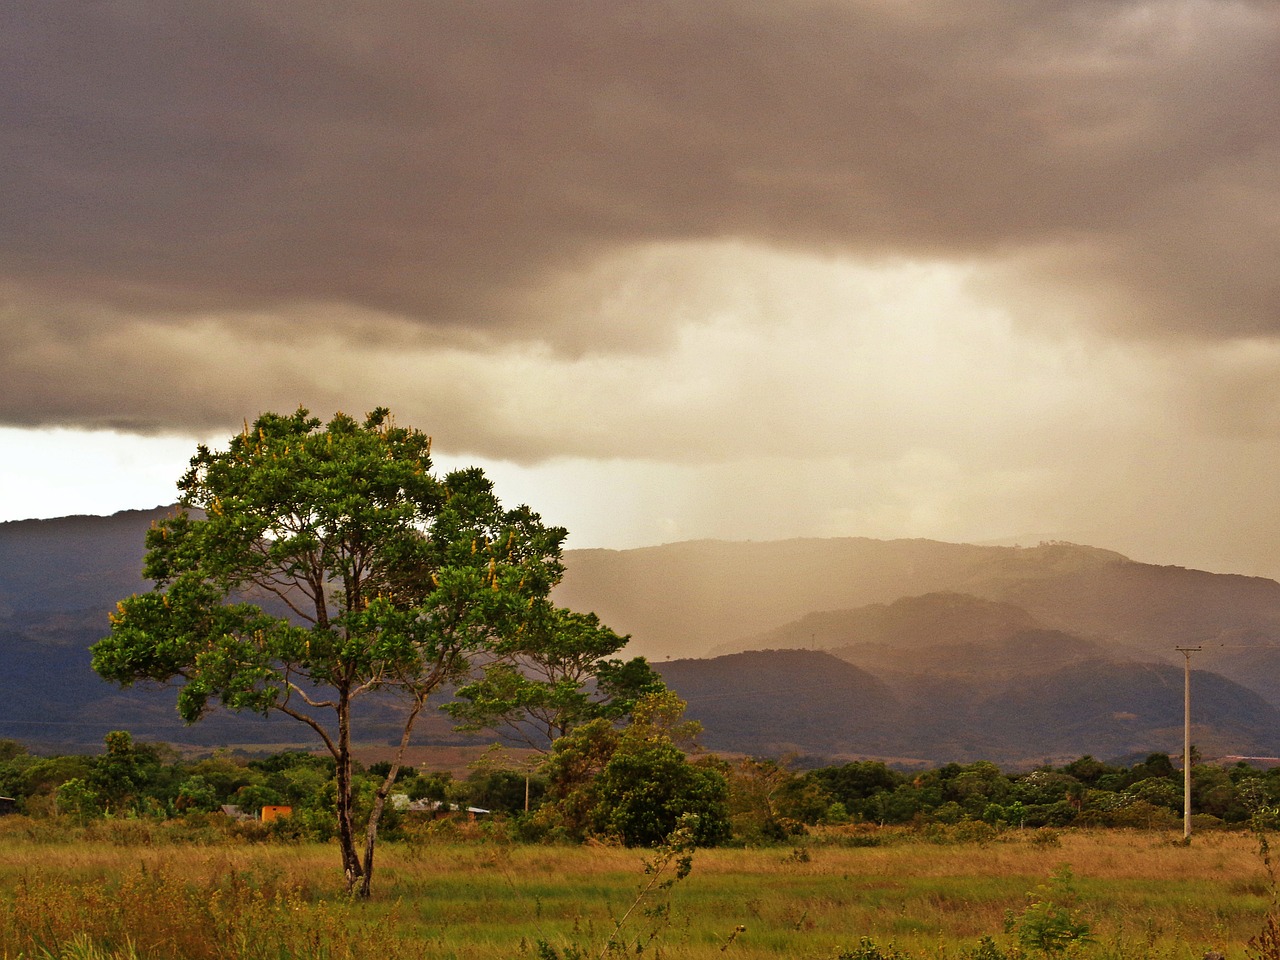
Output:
[
  {"xmin": 921, "ymin": 821, "xmax": 1003, "ymax": 846},
  {"xmin": 719, "ymin": 924, "xmax": 746, "ymax": 951},
  {"xmin": 959, "ymin": 935, "xmax": 1014, "ymax": 960},
  {"xmin": 598, "ymin": 814, "xmax": 698, "ymax": 957},
  {"xmin": 0, "ymin": 828, "xmax": 1267, "ymax": 957},
  {"xmin": 1249, "ymin": 915, "xmax": 1280, "ymax": 960},
  {"xmin": 1248, "ymin": 807, "xmax": 1280, "ymax": 960},
  {"xmin": 533, "ymin": 937, "xmax": 588, "ymax": 960}
]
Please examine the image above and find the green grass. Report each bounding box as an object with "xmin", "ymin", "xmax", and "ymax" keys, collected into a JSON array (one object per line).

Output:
[{"xmin": 0, "ymin": 821, "xmax": 1272, "ymax": 959}]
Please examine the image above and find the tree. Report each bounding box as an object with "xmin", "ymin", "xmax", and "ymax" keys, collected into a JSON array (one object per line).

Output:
[
  {"xmin": 537, "ymin": 691, "xmax": 730, "ymax": 847},
  {"xmin": 445, "ymin": 607, "xmax": 664, "ymax": 750},
  {"xmin": 91, "ymin": 407, "xmax": 568, "ymax": 896},
  {"xmin": 723, "ymin": 757, "xmax": 813, "ymax": 841},
  {"xmin": 592, "ymin": 735, "xmax": 730, "ymax": 847},
  {"xmin": 54, "ymin": 778, "xmax": 101, "ymax": 823},
  {"xmin": 89, "ymin": 730, "xmax": 162, "ymax": 816},
  {"xmin": 805, "ymin": 760, "xmax": 905, "ymax": 820}
]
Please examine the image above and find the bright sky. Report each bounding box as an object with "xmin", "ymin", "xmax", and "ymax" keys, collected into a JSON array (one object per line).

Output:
[{"xmin": 3, "ymin": 1, "xmax": 1280, "ymax": 579}]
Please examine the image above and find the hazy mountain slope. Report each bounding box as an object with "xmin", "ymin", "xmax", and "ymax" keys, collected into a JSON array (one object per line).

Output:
[
  {"xmin": 558, "ymin": 539, "xmax": 1280, "ymax": 671},
  {"xmin": 1209, "ymin": 639, "xmax": 1280, "ymax": 706},
  {"xmin": 0, "ymin": 509, "xmax": 475, "ymax": 752},
  {"xmin": 830, "ymin": 628, "xmax": 1104, "ymax": 687},
  {"xmin": 556, "ymin": 538, "xmax": 1036, "ymax": 661},
  {"xmin": 976, "ymin": 660, "xmax": 1280, "ymax": 764},
  {"xmin": 714, "ymin": 592, "xmax": 1044, "ymax": 656},
  {"xmin": 657, "ymin": 649, "xmax": 1280, "ymax": 767},
  {"xmin": 7, "ymin": 510, "xmax": 1280, "ymax": 763},
  {"xmin": 979, "ymin": 560, "xmax": 1280, "ymax": 664}
]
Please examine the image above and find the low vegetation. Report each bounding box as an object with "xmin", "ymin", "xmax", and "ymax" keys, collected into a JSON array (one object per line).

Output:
[
  {"xmin": 0, "ymin": 819, "xmax": 1272, "ymax": 959},
  {"xmin": 3, "ymin": 733, "xmax": 1280, "ymax": 958},
  {"xmin": 4, "ymin": 735, "xmax": 1276, "ymax": 839}
]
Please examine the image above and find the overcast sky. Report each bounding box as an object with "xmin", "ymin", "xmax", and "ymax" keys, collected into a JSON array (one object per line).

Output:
[{"xmin": 3, "ymin": 0, "xmax": 1279, "ymax": 579}]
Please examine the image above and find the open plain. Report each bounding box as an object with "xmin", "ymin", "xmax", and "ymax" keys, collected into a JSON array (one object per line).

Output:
[{"xmin": 0, "ymin": 821, "xmax": 1269, "ymax": 960}]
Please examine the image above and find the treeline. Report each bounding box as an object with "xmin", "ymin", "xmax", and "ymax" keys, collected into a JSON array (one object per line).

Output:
[{"xmin": 3, "ymin": 729, "xmax": 1277, "ymax": 845}]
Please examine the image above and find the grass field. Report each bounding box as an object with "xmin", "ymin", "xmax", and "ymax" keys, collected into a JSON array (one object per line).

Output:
[{"xmin": 0, "ymin": 821, "xmax": 1271, "ymax": 960}]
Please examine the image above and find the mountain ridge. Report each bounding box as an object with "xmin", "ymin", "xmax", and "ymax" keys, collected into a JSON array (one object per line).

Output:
[{"xmin": 3, "ymin": 509, "xmax": 1280, "ymax": 764}]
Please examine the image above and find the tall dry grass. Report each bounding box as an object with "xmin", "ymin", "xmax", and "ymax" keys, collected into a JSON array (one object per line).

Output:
[{"xmin": 0, "ymin": 820, "xmax": 1271, "ymax": 959}]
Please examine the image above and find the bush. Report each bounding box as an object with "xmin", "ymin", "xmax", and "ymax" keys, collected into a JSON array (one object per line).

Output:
[
  {"xmin": 920, "ymin": 819, "xmax": 1002, "ymax": 845},
  {"xmin": 589, "ymin": 739, "xmax": 731, "ymax": 847},
  {"xmin": 1104, "ymin": 799, "xmax": 1181, "ymax": 830}
]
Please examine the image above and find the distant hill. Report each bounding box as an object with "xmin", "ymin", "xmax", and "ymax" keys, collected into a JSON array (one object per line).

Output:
[
  {"xmin": 658, "ymin": 649, "xmax": 1280, "ymax": 767},
  {"xmin": 715, "ymin": 592, "xmax": 1045, "ymax": 655},
  {"xmin": 557, "ymin": 539, "xmax": 1280, "ymax": 676},
  {"xmin": 4, "ymin": 510, "xmax": 1280, "ymax": 764},
  {"xmin": 657, "ymin": 649, "xmax": 902, "ymax": 759},
  {"xmin": 0, "ymin": 507, "xmax": 169, "ymax": 617}
]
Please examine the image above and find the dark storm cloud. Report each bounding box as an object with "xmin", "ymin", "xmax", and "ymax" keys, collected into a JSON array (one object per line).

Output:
[{"xmin": 2, "ymin": 0, "xmax": 1278, "ymax": 430}]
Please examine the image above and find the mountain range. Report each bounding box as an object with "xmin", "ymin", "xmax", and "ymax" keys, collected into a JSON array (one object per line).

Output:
[{"xmin": 3, "ymin": 509, "xmax": 1279, "ymax": 767}]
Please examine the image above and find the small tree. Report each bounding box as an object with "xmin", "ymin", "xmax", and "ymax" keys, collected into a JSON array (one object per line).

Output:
[
  {"xmin": 592, "ymin": 736, "xmax": 730, "ymax": 847},
  {"xmin": 1006, "ymin": 865, "xmax": 1094, "ymax": 957},
  {"xmin": 92, "ymin": 407, "xmax": 569, "ymax": 896},
  {"xmin": 539, "ymin": 691, "xmax": 730, "ymax": 847},
  {"xmin": 54, "ymin": 778, "xmax": 101, "ymax": 823},
  {"xmin": 89, "ymin": 730, "xmax": 159, "ymax": 816}
]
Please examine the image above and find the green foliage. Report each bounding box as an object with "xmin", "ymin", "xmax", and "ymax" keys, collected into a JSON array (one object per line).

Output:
[
  {"xmin": 89, "ymin": 731, "xmax": 164, "ymax": 816},
  {"xmin": 807, "ymin": 761, "xmax": 906, "ymax": 812},
  {"xmin": 1123, "ymin": 777, "xmax": 1182, "ymax": 812},
  {"xmin": 725, "ymin": 757, "xmax": 825, "ymax": 843},
  {"xmin": 463, "ymin": 767, "xmax": 546, "ymax": 815},
  {"xmin": 4, "ymin": 729, "xmax": 1277, "ymax": 853},
  {"xmin": 53, "ymin": 778, "xmax": 100, "ymax": 823},
  {"xmin": 1004, "ymin": 865, "xmax": 1093, "ymax": 957},
  {"xmin": 947, "ymin": 762, "xmax": 1013, "ymax": 814},
  {"xmin": 448, "ymin": 607, "xmax": 664, "ymax": 749},
  {"xmin": 536, "ymin": 692, "xmax": 730, "ymax": 847},
  {"xmin": 1060, "ymin": 755, "xmax": 1118, "ymax": 787},
  {"xmin": 173, "ymin": 775, "xmax": 220, "ymax": 813},
  {"xmin": 592, "ymin": 737, "xmax": 730, "ymax": 847}
]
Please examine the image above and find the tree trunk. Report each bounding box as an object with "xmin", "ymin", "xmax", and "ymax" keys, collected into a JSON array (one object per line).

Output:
[
  {"xmin": 358, "ymin": 792, "xmax": 385, "ymax": 900},
  {"xmin": 334, "ymin": 693, "xmax": 364, "ymax": 895},
  {"xmin": 357, "ymin": 696, "xmax": 426, "ymax": 898}
]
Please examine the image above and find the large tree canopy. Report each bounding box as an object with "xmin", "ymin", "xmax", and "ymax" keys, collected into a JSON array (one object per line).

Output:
[{"xmin": 91, "ymin": 407, "xmax": 569, "ymax": 895}]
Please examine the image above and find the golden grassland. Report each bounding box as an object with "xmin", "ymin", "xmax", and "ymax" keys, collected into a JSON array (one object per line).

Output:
[{"xmin": 0, "ymin": 819, "xmax": 1273, "ymax": 960}]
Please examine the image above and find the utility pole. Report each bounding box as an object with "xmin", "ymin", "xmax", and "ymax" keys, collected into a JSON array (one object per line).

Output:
[{"xmin": 1176, "ymin": 645, "xmax": 1201, "ymax": 841}]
